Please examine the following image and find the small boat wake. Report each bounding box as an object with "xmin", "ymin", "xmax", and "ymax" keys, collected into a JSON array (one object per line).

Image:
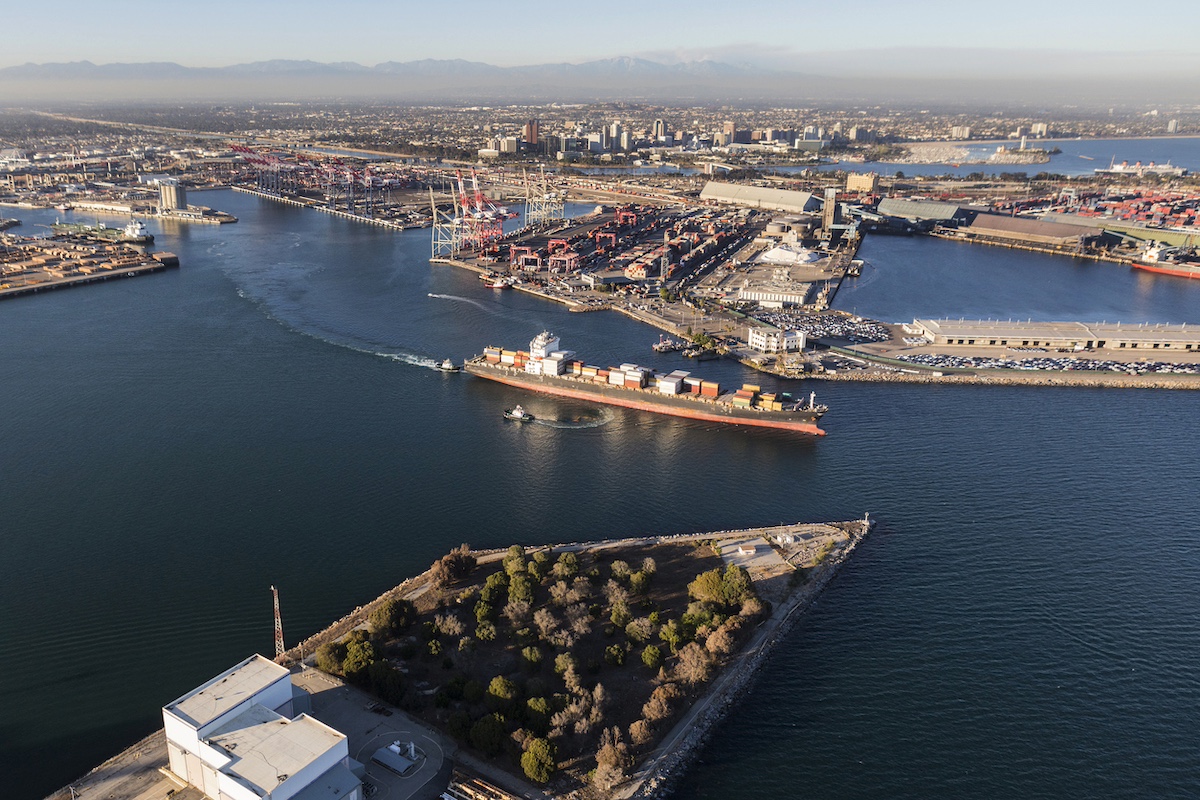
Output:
[
  {"xmin": 428, "ymin": 293, "xmax": 495, "ymax": 313},
  {"xmin": 533, "ymin": 409, "xmax": 613, "ymax": 430},
  {"xmin": 378, "ymin": 351, "xmax": 444, "ymax": 370}
]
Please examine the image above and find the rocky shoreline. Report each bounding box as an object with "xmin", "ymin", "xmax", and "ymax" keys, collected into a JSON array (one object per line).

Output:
[{"xmin": 623, "ymin": 519, "xmax": 873, "ymax": 800}]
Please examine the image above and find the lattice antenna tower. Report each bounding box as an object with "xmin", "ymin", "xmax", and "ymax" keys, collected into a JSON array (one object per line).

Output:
[{"xmin": 271, "ymin": 585, "xmax": 285, "ymax": 659}]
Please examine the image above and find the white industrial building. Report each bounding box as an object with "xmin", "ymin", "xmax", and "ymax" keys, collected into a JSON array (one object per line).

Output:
[
  {"xmin": 748, "ymin": 328, "xmax": 806, "ymax": 353},
  {"xmin": 699, "ymin": 182, "xmax": 820, "ymax": 213},
  {"xmin": 163, "ymin": 654, "xmax": 362, "ymax": 800}
]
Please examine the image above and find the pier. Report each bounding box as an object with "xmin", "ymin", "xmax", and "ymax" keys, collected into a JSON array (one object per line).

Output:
[
  {"xmin": 0, "ymin": 234, "xmax": 179, "ymax": 301},
  {"xmin": 232, "ymin": 186, "xmax": 431, "ymax": 229}
]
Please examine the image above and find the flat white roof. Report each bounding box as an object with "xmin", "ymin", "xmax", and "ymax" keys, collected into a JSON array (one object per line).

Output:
[
  {"xmin": 210, "ymin": 707, "xmax": 345, "ymax": 797},
  {"xmin": 164, "ymin": 654, "xmax": 289, "ymax": 729}
]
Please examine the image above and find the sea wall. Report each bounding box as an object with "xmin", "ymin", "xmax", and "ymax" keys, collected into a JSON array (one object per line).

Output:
[{"xmin": 623, "ymin": 519, "xmax": 873, "ymax": 800}]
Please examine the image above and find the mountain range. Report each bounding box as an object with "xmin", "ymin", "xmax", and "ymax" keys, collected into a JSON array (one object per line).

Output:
[{"xmin": 0, "ymin": 56, "xmax": 1194, "ymax": 106}]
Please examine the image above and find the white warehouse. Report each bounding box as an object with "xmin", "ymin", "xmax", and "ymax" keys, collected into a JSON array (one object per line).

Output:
[
  {"xmin": 748, "ymin": 328, "xmax": 806, "ymax": 353},
  {"xmin": 163, "ymin": 654, "xmax": 362, "ymax": 800}
]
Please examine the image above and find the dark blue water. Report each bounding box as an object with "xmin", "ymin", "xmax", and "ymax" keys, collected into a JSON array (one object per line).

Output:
[
  {"xmin": 837, "ymin": 235, "xmax": 1200, "ymax": 323},
  {"xmin": 3, "ymin": 192, "xmax": 1199, "ymax": 799}
]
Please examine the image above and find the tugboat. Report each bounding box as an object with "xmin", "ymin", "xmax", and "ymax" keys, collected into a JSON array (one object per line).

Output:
[
  {"xmin": 435, "ymin": 358, "xmax": 461, "ymax": 372},
  {"xmin": 503, "ymin": 404, "xmax": 535, "ymax": 422},
  {"xmin": 652, "ymin": 334, "xmax": 684, "ymax": 353}
]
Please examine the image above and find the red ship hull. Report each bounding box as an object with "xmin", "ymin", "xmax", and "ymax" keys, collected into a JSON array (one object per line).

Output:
[
  {"xmin": 1133, "ymin": 261, "xmax": 1200, "ymax": 279},
  {"xmin": 467, "ymin": 363, "xmax": 826, "ymax": 435}
]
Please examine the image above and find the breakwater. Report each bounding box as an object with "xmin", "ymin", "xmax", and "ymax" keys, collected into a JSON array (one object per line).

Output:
[{"xmin": 624, "ymin": 518, "xmax": 873, "ymax": 800}]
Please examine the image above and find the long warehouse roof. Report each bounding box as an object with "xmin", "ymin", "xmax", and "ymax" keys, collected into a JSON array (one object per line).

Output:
[{"xmin": 699, "ymin": 182, "xmax": 817, "ymax": 212}]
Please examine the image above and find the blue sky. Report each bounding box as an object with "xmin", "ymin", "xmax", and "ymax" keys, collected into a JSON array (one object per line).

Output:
[{"xmin": 5, "ymin": 0, "xmax": 1196, "ymax": 73}]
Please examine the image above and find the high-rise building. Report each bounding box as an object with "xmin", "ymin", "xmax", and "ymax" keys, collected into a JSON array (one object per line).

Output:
[
  {"xmin": 951, "ymin": 125, "xmax": 972, "ymax": 139},
  {"xmin": 1167, "ymin": 119, "xmax": 1180, "ymax": 134},
  {"xmin": 1031, "ymin": 122, "xmax": 1049, "ymax": 137},
  {"xmin": 522, "ymin": 119, "xmax": 540, "ymax": 145},
  {"xmin": 653, "ymin": 119, "xmax": 667, "ymax": 140}
]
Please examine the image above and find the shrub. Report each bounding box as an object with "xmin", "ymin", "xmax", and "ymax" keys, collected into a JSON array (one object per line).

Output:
[
  {"xmin": 432, "ymin": 544, "xmax": 477, "ymax": 588},
  {"xmin": 629, "ymin": 719, "xmax": 653, "ymax": 746},
  {"xmin": 675, "ymin": 642, "xmax": 712, "ymax": 685},
  {"xmin": 369, "ymin": 598, "xmax": 415, "ymax": 636},
  {"xmin": 480, "ymin": 571, "xmax": 509, "ymax": 604},
  {"xmin": 641, "ymin": 645, "xmax": 662, "ymax": 670},
  {"xmin": 525, "ymin": 696, "xmax": 551, "ymax": 735},
  {"xmin": 315, "ymin": 640, "xmax": 347, "ymax": 674},
  {"xmin": 629, "ymin": 571, "xmax": 650, "ymax": 595},
  {"xmin": 474, "ymin": 600, "xmax": 494, "ymax": 624},
  {"xmin": 476, "ymin": 621, "xmax": 497, "ymax": 641},
  {"xmin": 521, "ymin": 645, "xmax": 543, "ymax": 668},
  {"xmin": 503, "ymin": 545, "xmax": 527, "ymax": 577},
  {"xmin": 554, "ymin": 653, "xmax": 577, "ymax": 676},
  {"xmin": 641, "ymin": 683, "xmax": 680, "ymax": 722},
  {"xmin": 625, "ymin": 617, "xmax": 655, "ymax": 643},
  {"xmin": 705, "ymin": 625, "xmax": 735, "ymax": 657},
  {"xmin": 610, "ymin": 560, "xmax": 631, "ymax": 582},
  {"xmin": 435, "ymin": 612, "xmax": 464, "ymax": 638},
  {"xmin": 641, "ymin": 557, "xmax": 657, "ymax": 576},
  {"xmin": 343, "ymin": 637, "xmax": 378, "ymax": 682},
  {"xmin": 658, "ymin": 620, "xmax": 684, "ymax": 654},
  {"xmin": 521, "ymin": 737, "xmax": 557, "ymax": 784},
  {"xmin": 534, "ymin": 608, "xmax": 560, "ymax": 640},
  {"xmin": 604, "ymin": 643, "xmax": 626, "ymax": 666},
  {"xmin": 508, "ymin": 574, "xmax": 534, "ymax": 605},
  {"xmin": 610, "ymin": 601, "xmax": 632, "ymax": 628},
  {"xmin": 470, "ymin": 714, "xmax": 506, "ymax": 756},
  {"xmin": 553, "ymin": 551, "xmax": 579, "ymax": 580},
  {"xmin": 487, "ymin": 676, "xmax": 519, "ymax": 713}
]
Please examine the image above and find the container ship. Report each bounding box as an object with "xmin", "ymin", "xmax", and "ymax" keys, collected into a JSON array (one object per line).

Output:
[
  {"xmin": 51, "ymin": 220, "xmax": 154, "ymax": 244},
  {"xmin": 465, "ymin": 332, "xmax": 828, "ymax": 435},
  {"xmin": 1132, "ymin": 244, "xmax": 1200, "ymax": 279}
]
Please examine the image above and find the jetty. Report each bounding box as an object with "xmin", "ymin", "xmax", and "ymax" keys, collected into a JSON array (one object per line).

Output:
[{"xmin": 46, "ymin": 518, "xmax": 872, "ymax": 800}]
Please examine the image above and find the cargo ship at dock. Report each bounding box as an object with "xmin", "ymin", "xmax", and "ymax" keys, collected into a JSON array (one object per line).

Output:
[
  {"xmin": 465, "ymin": 332, "xmax": 828, "ymax": 435},
  {"xmin": 1132, "ymin": 244, "xmax": 1200, "ymax": 279}
]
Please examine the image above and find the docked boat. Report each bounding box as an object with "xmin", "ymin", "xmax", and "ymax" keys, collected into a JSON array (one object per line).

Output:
[
  {"xmin": 503, "ymin": 405, "xmax": 535, "ymax": 422},
  {"xmin": 469, "ymin": 332, "xmax": 828, "ymax": 435},
  {"xmin": 50, "ymin": 219, "xmax": 154, "ymax": 244},
  {"xmin": 1094, "ymin": 159, "xmax": 1188, "ymax": 178},
  {"xmin": 1132, "ymin": 244, "xmax": 1200, "ymax": 279},
  {"xmin": 435, "ymin": 358, "xmax": 461, "ymax": 372},
  {"xmin": 652, "ymin": 334, "xmax": 684, "ymax": 353}
]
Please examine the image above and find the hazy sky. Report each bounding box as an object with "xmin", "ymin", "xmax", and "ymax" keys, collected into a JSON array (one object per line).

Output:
[{"xmin": 5, "ymin": 0, "xmax": 1196, "ymax": 72}]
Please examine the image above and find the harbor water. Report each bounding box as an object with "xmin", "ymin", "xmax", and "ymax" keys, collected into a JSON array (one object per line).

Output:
[{"xmin": 3, "ymin": 191, "xmax": 1200, "ymax": 799}]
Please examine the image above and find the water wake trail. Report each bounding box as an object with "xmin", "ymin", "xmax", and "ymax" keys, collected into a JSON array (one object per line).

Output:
[
  {"xmin": 533, "ymin": 409, "xmax": 613, "ymax": 430},
  {"xmin": 427, "ymin": 292, "xmax": 498, "ymax": 313}
]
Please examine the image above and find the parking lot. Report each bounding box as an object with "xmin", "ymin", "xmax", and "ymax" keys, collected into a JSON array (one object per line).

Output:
[{"xmin": 292, "ymin": 666, "xmax": 453, "ymax": 800}]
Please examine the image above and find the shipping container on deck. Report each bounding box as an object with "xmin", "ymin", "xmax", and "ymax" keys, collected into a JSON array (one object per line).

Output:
[{"xmin": 700, "ymin": 382, "xmax": 720, "ymax": 397}]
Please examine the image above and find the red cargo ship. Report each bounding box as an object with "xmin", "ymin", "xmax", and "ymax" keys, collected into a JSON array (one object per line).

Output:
[
  {"xmin": 465, "ymin": 332, "xmax": 828, "ymax": 435},
  {"xmin": 1132, "ymin": 244, "xmax": 1200, "ymax": 280}
]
